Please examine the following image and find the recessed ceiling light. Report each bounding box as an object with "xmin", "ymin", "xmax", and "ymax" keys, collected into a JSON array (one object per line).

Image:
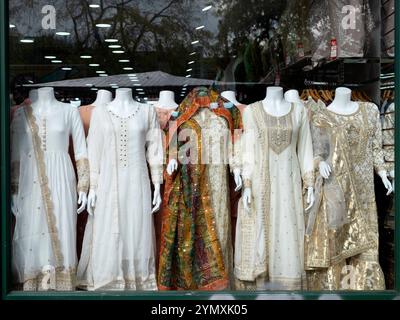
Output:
[
  {"xmin": 139, "ymin": 92, "xmax": 145, "ymax": 95},
  {"xmin": 109, "ymin": 83, "xmax": 118, "ymax": 86},
  {"xmin": 96, "ymin": 70, "xmax": 106, "ymax": 73},
  {"xmin": 112, "ymin": 50, "xmax": 125, "ymax": 54},
  {"xmin": 80, "ymin": 55, "xmax": 92, "ymax": 59},
  {"xmin": 191, "ymin": 40, "xmax": 199, "ymax": 45},
  {"xmin": 130, "ymin": 79, "xmax": 139, "ymax": 82},
  {"xmin": 91, "ymin": 88, "xmax": 99, "ymax": 91},
  {"xmin": 56, "ymin": 31, "xmax": 71, "ymax": 36},
  {"xmin": 45, "ymin": 56, "xmax": 56, "ymax": 59},
  {"xmin": 190, "ymin": 52, "xmax": 196, "ymax": 56},
  {"xmin": 99, "ymin": 74, "xmax": 108, "ymax": 77},
  {"xmin": 188, "ymin": 61, "xmax": 195, "ymax": 65},
  {"xmin": 96, "ymin": 23, "xmax": 111, "ymax": 28},
  {"xmin": 62, "ymin": 67, "xmax": 72, "ymax": 71},
  {"xmin": 136, "ymin": 88, "xmax": 144, "ymax": 91},
  {"xmin": 108, "ymin": 45, "xmax": 121, "ymax": 49},
  {"xmin": 119, "ymin": 60, "xmax": 130, "ymax": 63},
  {"xmin": 186, "ymin": 75, "xmax": 191, "ymax": 78},
  {"xmin": 123, "ymin": 67, "xmax": 133, "ymax": 70},
  {"xmin": 85, "ymin": 84, "xmax": 93, "ymax": 86},
  {"xmin": 89, "ymin": 4, "xmax": 100, "ymax": 8},
  {"xmin": 202, "ymin": 5, "xmax": 212, "ymax": 12},
  {"xmin": 183, "ymin": 84, "xmax": 188, "ymax": 87},
  {"xmin": 186, "ymin": 68, "xmax": 193, "ymax": 72},
  {"xmin": 133, "ymin": 84, "xmax": 141, "ymax": 86},
  {"xmin": 51, "ymin": 60, "xmax": 63, "ymax": 63},
  {"xmin": 105, "ymin": 39, "xmax": 118, "ymax": 43},
  {"xmin": 9, "ymin": 24, "xmax": 16, "ymax": 29},
  {"xmin": 89, "ymin": 63, "xmax": 100, "ymax": 67},
  {"xmin": 111, "ymin": 86, "xmax": 119, "ymax": 89},
  {"xmin": 20, "ymin": 39, "xmax": 34, "ymax": 43},
  {"xmin": 196, "ymin": 25, "xmax": 205, "ymax": 30}
]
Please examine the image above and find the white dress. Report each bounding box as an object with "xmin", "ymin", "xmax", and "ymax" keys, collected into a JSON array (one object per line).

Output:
[
  {"xmin": 11, "ymin": 104, "xmax": 89, "ymax": 291},
  {"xmin": 235, "ymin": 102, "xmax": 314, "ymax": 290},
  {"xmin": 77, "ymin": 103, "xmax": 163, "ymax": 291}
]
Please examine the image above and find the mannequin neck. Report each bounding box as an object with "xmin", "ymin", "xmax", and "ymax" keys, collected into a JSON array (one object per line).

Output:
[
  {"xmin": 93, "ymin": 90, "xmax": 112, "ymax": 107},
  {"xmin": 328, "ymin": 88, "xmax": 359, "ymax": 114},
  {"xmin": 28, "ymin": 90, "xmax": 38, "ymax": 104},
  {"xmin": 263, "ymin": 86, "xmax": 291, "ymax": 116},
  {"xmin": 157, "ymin": 91, "xmax": 178, "ymax": 110},
  {"xmin": 31, "ymin": 88, "xmax": 59, "ymax": 114},
  {"xmin": 108, "ymin": 89, "xmax": 137, "ymax": 117},
  {"xmin": 221, "ymin": 91, "xmax": 240, "ymax": 105},
  {"xmin": 284, "ymin": 90, "xmax": 301, "ymax": 104}
]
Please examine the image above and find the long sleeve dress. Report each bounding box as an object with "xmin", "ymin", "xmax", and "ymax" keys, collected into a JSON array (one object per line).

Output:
[
  {"xmin": 11, "ymin": 104, "xmax": 89, "ymax": 291},
  {"xmin": 235, "ymin": 101, "xmax": 314, "ymax": 290},
  {"xmin": 306, "ymin": 101, "xmax": 386, "ymax": 290},
  {"xmin": 77, "ymin": 103, "xmax": 163, "ymax": 291}
]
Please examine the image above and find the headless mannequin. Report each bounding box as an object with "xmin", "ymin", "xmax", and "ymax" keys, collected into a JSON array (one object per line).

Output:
[
  {"xmin": 87, "ymin": 88, "xmax": 162, "ymax": 215},
  {"xmin": 11, "ymin": 87, "xmax": 88, "ymax": 215},
  {"xmin": 93, "ymin": 89, "xmax": 112, "ymax": 107},
  {"xmin": 155, "ymin": 90, "xmax": 178, "ymax": 110},
  {"xmin": 221, "ymin": 91, "xmax": 240, "ymax": 106},
  {"xmin": 243, "ymin": 86, "xmax": 315, "ymax": 211},
  {"xmin": 28, "ymin": 89, "xmax": 39, "ymax": 104},
  {"xmin": 284, "ymin": 89, "xmax": 303, "ymax": 104},
  {"xmin": 320, "ymin": 87, "xmax": 393, "ymax": 195}
]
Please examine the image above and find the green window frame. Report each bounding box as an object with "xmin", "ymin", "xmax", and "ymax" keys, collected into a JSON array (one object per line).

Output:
[{"xmin": 1, "ymin": 0, "xmax": 399, "ymax": 300}]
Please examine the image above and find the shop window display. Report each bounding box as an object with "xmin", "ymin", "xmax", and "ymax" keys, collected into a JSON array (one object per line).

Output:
[{"xmin": 2, "ymin": 0, "xmax": 397, "ymax": 296}]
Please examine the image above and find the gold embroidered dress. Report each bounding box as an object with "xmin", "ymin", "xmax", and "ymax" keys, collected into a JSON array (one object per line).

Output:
[
  {"xmin": 11, "ymin": 104, "xmax": 89, "ymax": 291},
  {"xmin": 306, "ymin": 101, "xmax": 386, "ymax": 290},
  {"xmin": 235, "ymin": 101, "xmax": 314, "ymax": 290}
]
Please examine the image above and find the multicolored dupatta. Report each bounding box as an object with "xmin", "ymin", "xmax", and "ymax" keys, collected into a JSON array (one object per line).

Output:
[{"xmin": 158, "ymin": 87, "xmax": 242, "ymax": 290}]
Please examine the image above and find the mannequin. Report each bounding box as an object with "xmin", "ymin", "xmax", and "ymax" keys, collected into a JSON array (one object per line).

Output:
[
  {"xmin": 306, "ymin": 86, "xmax": 391, "ymax": 291},
  {"xmin": 221, "ymin": 91, "xmax": 241, "ymax": 106},
  {"xmin": 79, "ymin": 90, "xmax": 112, "ymax": 135},
  {"xmin": 243, "ymin": 86, "xmax": 315, "ymax": 211},
  {"xmin": 236, "ymin": 85, "xmax": 315, "ymax": 290},
  {"xmin": 87, "ymin": 88, "xmax": 161, "ymax": 213},
  {"xmin": 155, "ymin": 90, "xmax": 178, "ymax": 110},
  {"xmin": 78, "ymin": 87, "xmax": 163, "ymax": 290},
  {"xmin": 320, "ymin": 87, "xmax": 392, "ymax": 194},
  {"xmin": 284, "ymin": 89, "xmax": 303, "ymax": 104},
  {"xmin": 28, "ymin": 89, "xmax": 39, "ymax": 104},
  {"xmin": 11, "ymin": 86, "xmax": 89, "ymax": 291}
]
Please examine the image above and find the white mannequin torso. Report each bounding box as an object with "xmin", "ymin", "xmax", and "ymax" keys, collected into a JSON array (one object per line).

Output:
[
  {"xmin": 327, "ymin": 87, "xmax": 359, "ymax": 115},
  {"xmin": 31, "ymin": 87, "xmax": 69, "ymax": 116},
  {"xmin": 92, "ymin": 89, "xmax": 112, "ymax": 107},
  {"xmin": 221, "ymin": 90, "xmax": 240, "ymax": 106},
  {"xmin": 262, "ymin": 87, "xmax": 292, "ymax": 117},
  {"xmin": 155, "ymin": 90, "xmax": 178, "ymax": 110},
  {"xmin": 28, "ymin": 89, "xmax": 39, "ymax": 104},
  {"xmin": 107, "ymin": 88, "xmax": 139, "ymax": 117}
]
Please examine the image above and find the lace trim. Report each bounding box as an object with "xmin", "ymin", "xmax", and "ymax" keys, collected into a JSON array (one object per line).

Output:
[
  {"xmin": 24, "ymin": 105, "xmax": 64, "ymax": 268},
  {"xmin": 302, "ymin": 171, "xmax": 315, "ymax": 189},
  {"xmin": 11, "ymin": 161, "xmax": 20, "ymax": 194},
  {"xmin": 150, "ymin": 164, "xmax": 163, "ymax": 185},
  {"xmin": 21, "ymin": 268, "xmax": 76, "ymax": 292},
  {"xmin": 76, "ymin": 158, "xmax": 89, "ymax": 193}
]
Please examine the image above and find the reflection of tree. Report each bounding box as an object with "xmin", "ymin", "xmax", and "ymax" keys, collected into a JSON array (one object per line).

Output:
[{"xmin": 9, "ymin": 0, "xmax": 212, "ymax": 76}]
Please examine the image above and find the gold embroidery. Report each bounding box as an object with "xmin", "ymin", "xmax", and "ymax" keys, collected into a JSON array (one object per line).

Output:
[
  {"xmin": 302, "ymin": 171, "xmax": 314, "ymax": 190},
  {"xmin": 76, "ymin": 158, "xmax": 89, "ymax": 194},
  {"xmin": 264, "ymin": 105, "xmax": 293, "ymax": 155}
]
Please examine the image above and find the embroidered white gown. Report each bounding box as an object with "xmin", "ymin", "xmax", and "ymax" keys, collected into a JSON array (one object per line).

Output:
[
  {"xmin": 11, "ymin": 104, "xmax": 89, "ymax": 291},
  {"xmin": 77, "ymin": 103, "xmax": 163, "ymax": 291},
  {"xmin": 235, "ymin": 102, "xmax": 314, "ymax": 290}
]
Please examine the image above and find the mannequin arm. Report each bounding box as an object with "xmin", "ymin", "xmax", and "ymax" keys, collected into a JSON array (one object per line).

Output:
[
  {"xmin": 151, "ymin": 184, "xmax": 162, "ymax": 214},
  {"xmin": 87, "ymin": 189, "xmax": 97, "ymax": 216},
  {"xmin": 11, "ymin": 194, "xmax": 18, "ymax": 217},
  {"xmin": 243, "ymin": 187, "xmax": 252, "ymax": 212},
  {"xmin": 233, "ymin": 168, "xmax": 243, "ymax": 191},
  {"xmin": 77, "ymin": 192, "xmax": 88, "ymax": 214},
  {"xmin": 305, "ymin": 187, "xmax": 315, "ymax": 211},
  {"xmin": 319, "ymin": 161, "xmax": 332, "ymax": 179},
  {"xmin": 167, "ymin": 159, "xmax": 178, "ymax": 176},
  {"xmin": 378, "ymin": 170, "xmax": 393, "ymax": 195}
]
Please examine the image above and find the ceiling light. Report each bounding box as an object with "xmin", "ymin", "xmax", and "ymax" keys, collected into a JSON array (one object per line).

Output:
[
  {"xmin": 56, "ymin": 31, "xmax": 71, "ymax": 36},
  {"xmin": 186, "ymin": 68, "xmax": 192, "ymax": 72},
  {"xmin": 96, "ymin": 23, "xmax": 111, "ymax": 28},
  {"xmin": 191, "ymin": 40, "xmax": 199, "ymax": 45},
  {"xmin": 202, "ymin": 5, "xmax": 212, "ymax": 12},
  {"xmin": 89, "ymin": 4, "xmax": 100, "ymax": 8},
  {"xmin": 99, "ymin": 74, "xmax": 108, "ymax": 77},
  {"xmin": 108, "ymin": 45, "xmax": 121, "ymax": 49},
  {"xmin": 119, "ymin": 60, "xmax": 130, "ymax": 63},
  {"xmin": 139, "ymin": 92, "xmax": 145, "ymax": 95},
  {"xmin": 51, "ymin": 60, "xmax": 62, "ymax": 63},
  {"xmin": 80, "ymin": 55, "xmax": 92, "ymax": 59},
  {"xmin": 183, "ymin": 84, "xmax": 188, "ymax": 87},
  {"xmin": 96, "ymin": 70, "xmax": 106, "ymax": 74},
  {"xmin": 62, "ymin": 67, "xmax": 72, "ymax": 71},
  {"xmin": 105, "ymin": 38, "xmax": 118, "ymax": 43},
  {"xmin": 89, "ymin": 63, "xmax": 100, "ymax": 67},
  {"xmin": 186, "ymin": 75, "xmax": 191, "ymax": 78},
  {"xmin": 190, "ymin": 52, "xmax": 196, "ymax": 56},
  {"xmin": 133, "ymin": 84, "xmax": 141, "ymax": 86},
  {"xmin": 130, "ymin": 79, "xmax": 139, "ymax": 82},
  {"xmin": 196, "ymin": 26, "xmax": 205, "ymax": 30},
  {"xmin": 111, "ymin": 86, "xmax": 119, "ymax": 89},
  {"xmin": 188, "ymin": 61, "xmax": 195, "ymax": 65},
  {"xmin": 91, "ymin": 88, "xmax": 99, "ymax": 91},
  {"xmin": 112, "ymin": 50, "xmax": 125, "ymax": 54},
  {"xmin": 9, "ymin": 24, "xmax": 16, "ymax": 29},
  {"xmin": 85, "ymin": 84, "xmax": 93, "ymax": 86},
  {"xmin": 45, "ymin": 56, "xmax": 56, "ymax": 59},
  {"xmin": 20, "ymin": 39, "xmax": 34, "ymax": 43},
  {"xmin": 123, "ymin": 67, "xmax": 133, "ymax": 70},
  {"xmin": 136, "ymin": 88, "xmax": 144, "ymax": 91}
]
